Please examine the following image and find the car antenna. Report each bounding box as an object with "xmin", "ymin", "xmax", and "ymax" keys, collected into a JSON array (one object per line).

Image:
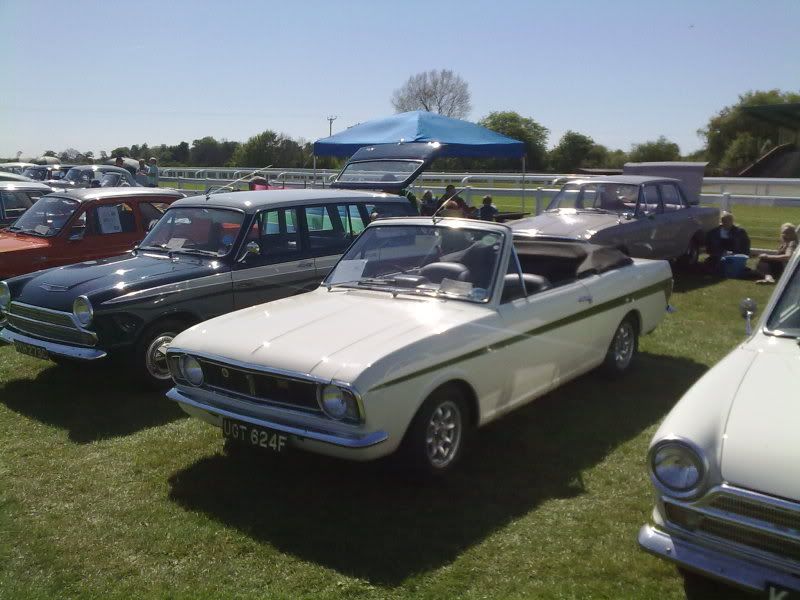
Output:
[
  {"xmin": 204, "ymin": 165, "xmax": 273, "ymax": 200},
  {"xmin": 431, "ymin": 185, "xmax": 471, "ymax": 224}
]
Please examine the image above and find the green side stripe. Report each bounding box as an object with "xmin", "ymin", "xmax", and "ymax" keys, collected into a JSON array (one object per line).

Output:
[{"xmin": 369, "ymin": 278, "xmax": 671, "ymax": 392}]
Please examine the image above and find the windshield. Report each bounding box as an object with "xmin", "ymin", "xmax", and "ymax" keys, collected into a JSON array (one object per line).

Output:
[
  {"xmin": 337, "ymin": 160, "xmax": 422, "ymax": 185},
  {"xmin": 140, "ymin": 207, "xmax": 245, "ymax": 257},
  {"xmin": 65, "ymin": 168, "xmax": 96, "ymax": 184},
  {"xmin": 766, "ymin": 262, "xmax": 800, "ymax": 336},
  {"xmin": 22, "ymin": 167, "xmax": 46, "ymax": 181},
  {"xmin": 324, "ymin": 224, "xmax": 504, "ymax": 303},
  {"xmin": 9, "ymin": 196, "xmax": 79, "ymax": 237},
  {"xmin": 547, "ymin": 183, "xmax": 640, "ymax": 212},
  {"xmin": 100, "ymin": 173, "xmax": 124, "ymax": 187}
]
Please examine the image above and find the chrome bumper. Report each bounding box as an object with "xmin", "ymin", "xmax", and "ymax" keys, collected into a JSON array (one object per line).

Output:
[
  {"xmin": 638, "ymin": 524, "xmax": 800, "ymax": 593},
  {"xmin": 0, "ymin": 327, "xmax": 107, "ymax": 361},
  {"xmin": 166, "ymin": 387, "xmax": 388, "ymax": 449}
]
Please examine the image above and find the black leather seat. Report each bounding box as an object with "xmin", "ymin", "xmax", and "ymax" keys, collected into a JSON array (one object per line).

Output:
[
  {"xmin": 501, "ymin": 273, "xmax": 551, "ymax": 303},
  {"xmin": 419, "ymin": 262, "xmax": 471, "ymax": 284}
]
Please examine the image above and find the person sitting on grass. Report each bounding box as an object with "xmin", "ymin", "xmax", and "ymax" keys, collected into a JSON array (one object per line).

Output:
[
  {"xmin": 755, "ymin": 223, "xmax": 798, "ymax": 284},
  {"xmin": 705, "ymin": 211, "xmax": 750, "ymax": 271},
  {"xmin": 479, "ymin": 195, "xmax": 499, "ymax": 221}
]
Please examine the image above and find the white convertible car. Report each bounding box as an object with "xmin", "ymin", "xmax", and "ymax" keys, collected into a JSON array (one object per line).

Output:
[
  {"xmin": 639, "ymin": 248, "xmax": 800, "ymax": 597},
  {"xmin": 166, "ymin": 217, "xmax": 672, "ymax": 474}
]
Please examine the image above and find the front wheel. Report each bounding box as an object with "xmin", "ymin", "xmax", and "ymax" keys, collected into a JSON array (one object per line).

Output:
[
  {"xmin": 601, "ymin": 314, "xmax": 638, "ymax": 376},
  {"xmin": 135, "ymin": 319, "xmax": 186, "ymax": 389},
  {"xmin": 400, "ymin": 387, "xmax": 470, "ymax": 476}
]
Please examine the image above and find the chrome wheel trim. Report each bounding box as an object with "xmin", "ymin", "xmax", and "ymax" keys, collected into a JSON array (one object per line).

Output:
[
  {"xmin": 612, "ymin": 321, "xmax": 635, "ymax": 370},
  {"xmin": 145, "ymin": 334, "xmax": 174, "ymax": 380},
  {"xmin": 425, "ymin": 400, "xmax": 462, "ymax": 469}
]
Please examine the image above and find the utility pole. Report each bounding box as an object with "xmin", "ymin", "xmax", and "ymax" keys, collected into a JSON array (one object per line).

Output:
[{"xmin": 327, "ymin": 115, "xmax": 338, "ymax": 137}]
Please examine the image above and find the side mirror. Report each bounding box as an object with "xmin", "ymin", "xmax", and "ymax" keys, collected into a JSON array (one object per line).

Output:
[
  {"xmin": 739, "ymin": 297, "xmax": 758, "ymax": 335},
  {"xmin": 239, "ymin": 241, "xmax": 260, "ymax": 262}
]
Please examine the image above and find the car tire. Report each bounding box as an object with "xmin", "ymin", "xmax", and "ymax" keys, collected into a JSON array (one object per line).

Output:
[
  {"xmin": 134, "ymin": 318, "xmax": 187, "ymax": 389},
  {"xmin": 601, "ymin": 314, "xmax": 639, "ymax": 376},
  {"xmin": 400, "ymin": 386, "xmax": 470, "ymax": 477}
]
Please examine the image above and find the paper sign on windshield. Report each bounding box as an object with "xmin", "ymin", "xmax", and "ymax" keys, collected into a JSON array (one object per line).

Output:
[
  {"xmin": 329, "ymin": 259, "xmax": 367, "ymax": 284},
  {"xmin": 34, "ymin": 225, "xmax": 50, "ymax": 235},
  {"xmin": 96, "ymin": 206, "xmax": 122, "ymax": 234},
  {"xmin": 165, "ymin": 238, "xmax": 187, "ymax": 249}
]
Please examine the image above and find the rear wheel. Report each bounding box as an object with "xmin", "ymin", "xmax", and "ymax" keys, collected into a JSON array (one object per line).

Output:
[
  {"xmin": 134, "ymin": 319, "xmax": 187, "ymax": 389},
  {"xmin": 602, "ymin": 314, "xmax": 638, "ymax": 376},
  {"xmin": 400, "ymin": 386, "xmax": 470, "ymax": 476}
]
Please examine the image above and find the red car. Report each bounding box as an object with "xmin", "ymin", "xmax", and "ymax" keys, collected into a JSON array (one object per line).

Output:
[{"xmin": 0, "ymin": 187, "xmax": 185, "ymax": 279}]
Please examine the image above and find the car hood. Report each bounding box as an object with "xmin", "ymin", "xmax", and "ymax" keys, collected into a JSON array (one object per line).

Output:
[
  {"xmin": 0, "ymin": 231, "xmax": 51, "ymax": 255},
  {"xmin": 721, "ymin": 336, "xmax": 800, "ymax": 500},
  {"xmin": 172, "ymin": 287, "xmax": 488, "ymax": 384},
  {"xmin": 14, "ymin": 251, "xmax": 227, "ymax": 312},
  {"xmin": 510, "ymin": 210, "xmax": 622, "ymax": 239}
]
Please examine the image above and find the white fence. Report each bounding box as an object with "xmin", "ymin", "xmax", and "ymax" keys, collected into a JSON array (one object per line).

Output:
[{"xmin": 158, "ymin": 167, "xmax": 800, "ymax": 215}]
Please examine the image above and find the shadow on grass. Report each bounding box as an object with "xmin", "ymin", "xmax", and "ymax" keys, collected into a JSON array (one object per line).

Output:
[
  {"xmin": 0, "ymin": 361, "xmax": 185, "ymax": 443},
  {"xmin": 672, "ymin": 267, "xmax": 726, "ymax": 293},
  {"xmin": 167, "ymin": 352, "xmax": 706, "ymax": 586}
]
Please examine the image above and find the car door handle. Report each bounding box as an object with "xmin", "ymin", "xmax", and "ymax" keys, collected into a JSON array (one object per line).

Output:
[
  {"xmin": 298, "ymin": 261, "xmax": 314, "ymax": 268},
  {"xmin": 578, "ymin": 295, "xmax": 593, "ymax": 304}
]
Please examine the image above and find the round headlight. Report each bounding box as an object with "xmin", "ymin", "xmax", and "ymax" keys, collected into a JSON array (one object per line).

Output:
[
  {"xmin": 72, "ymin": 296, "xmax": 93, "ymax": 326},
  {"xmin": 180, "ymin": 355, "xmax": 204, "ymax": 386},
  {"xmin": 320, "ymin": 384, "xmax": 359, "ymax": 421},
  {"xmin": 651, "ymin": 441, "xmax": 704, "ymax": 494},
  {"xmin": 0, "ymin": 281, "xmax": 10, "ymax": 311}
]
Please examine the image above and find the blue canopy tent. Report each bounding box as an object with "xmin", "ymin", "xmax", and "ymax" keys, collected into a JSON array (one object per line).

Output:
[
  {"xmin": 313, "ymin": 110, "xmax": 525, "ymax": 158},
  {"xmin": 313, "ymin": 110, "xmax": 527, "ymax": 206}
]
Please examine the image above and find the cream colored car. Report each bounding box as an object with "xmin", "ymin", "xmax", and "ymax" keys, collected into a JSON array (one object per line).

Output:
[
  {"xmin": 639, "ymin": 248, "xmax": 800, "ymax": 597},
  {"xmin": 165, "ymin": 217, "xmax": 672, "ymax": 474}
]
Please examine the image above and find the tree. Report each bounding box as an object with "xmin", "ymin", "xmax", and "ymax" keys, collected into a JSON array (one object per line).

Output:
[
  {"xmin": 230, "ymin": 131, "xmax": 305, "ymax": 168},
  {"xmin": 189, "ymin": 137, "xmax": 239, "ymax": 166},
  {"xmin": 43, "ymin": 150, "xmax": 57, "ymax": 157},
  {"xmin": 699, "ymin": 89, "xmax": 800, "ymax": 169},
  {"xmin": 548, "ymin": 131, "xmax": 595, "ymax": 172},
  {"xmin": 478, "ymin": 111, "xmax": 549, "ymax": 171},
  {"xmin": 628, "ymin": 136, "xmax": 681, "ymax": 162},
  {"xmin": 719, "ymin": 132, "xmax": 764, "ymax": 173},
  {"xmin": 111, "ymin": 147, "xmax": 131, "ymax": 158},
  {"xmin": 391, "ymin": 69, "xmax": 472, "ymax": 119}
]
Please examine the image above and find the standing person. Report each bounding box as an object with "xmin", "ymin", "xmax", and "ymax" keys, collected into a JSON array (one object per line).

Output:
[
  {"xmin": 755, "ymin": 223, "xmax": 798, "ymax": 284},
  {"xmin": 479, "ymin": 195, "xmax": 499, "ymax": 221},
  {"xmin": 146, "ymin": 157, "xmax": 159, "ymax": 188},
  {"xmin": 135, "ymin": 159, "xmax": 149, "ymax": 186}
]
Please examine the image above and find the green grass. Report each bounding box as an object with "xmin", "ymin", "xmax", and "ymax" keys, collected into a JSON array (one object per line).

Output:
[{"xmin": 0, "ymin": 271, "xmax": 777, "ymax": 598}]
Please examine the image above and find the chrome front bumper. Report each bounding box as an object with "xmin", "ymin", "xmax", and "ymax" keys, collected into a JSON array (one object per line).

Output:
[
  {"xmin": 638, "ymin": 524, "xmax": 800, "ymax": 593},
  {"xmin": 0, "ymin": 327, "xmax": 107, "ymax": 361},
  {"xmin": 166, "ymin": 387, "xmax": 388, "ymax": 450}
]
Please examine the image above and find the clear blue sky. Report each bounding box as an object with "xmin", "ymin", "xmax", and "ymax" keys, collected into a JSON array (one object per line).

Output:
[{"xmin": 2, "ymin": 0, "xmax": 798, "ymax": 160}]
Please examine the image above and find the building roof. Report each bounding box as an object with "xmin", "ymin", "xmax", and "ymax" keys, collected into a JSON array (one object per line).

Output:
[{"xmin": 170, "ymin": 188, "xmax": 406, "ymax": 213}]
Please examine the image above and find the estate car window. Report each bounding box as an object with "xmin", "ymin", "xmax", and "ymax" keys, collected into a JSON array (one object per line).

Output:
[
  {"xmin": 8, "ymin": 196, "xmax": 79, "ymax": 236},
  {"xmin": 1, "ymin": 191, "xmax": 34, "ymax": 217},
  {"xmin": 88, "ymin": 203, "xmax": 137, "ymax": 235},
  {"xmin": 306, "ymin": 205, "xmax": 351, "ymax": 254},
  {"xmin": 140, "ymin": 207, "xmax": 245, "ymax": 256},
  {"xmin": 248, "ymin": 208, "xmax": 301, "ymax": 260},
  {"xmin": 660, "ymin": 184, "xmax": 684, "ymax": 211},
  {"xmin": 338, "ymin": 204, "xmax": 367, "ymax": 235}
]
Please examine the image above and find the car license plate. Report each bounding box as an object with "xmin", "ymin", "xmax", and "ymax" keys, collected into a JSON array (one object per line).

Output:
[
  {"xmin": 14, "ymin": 340, "xmax": 49, "ymax": 360},
  {"xmin": 767, "ymin": 584, "xmax": 798, "ymax": 599},
  {"xmin": 222, "ymin": 418, "xmax": 288, "ymax": 453}
]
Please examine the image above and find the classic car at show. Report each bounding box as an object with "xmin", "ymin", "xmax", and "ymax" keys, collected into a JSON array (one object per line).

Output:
[
  {"xmin": 0, "ymin": 181, "xmax": 54, "ymax": 228},
  {"xmin": 22, "ymin": 164, "xmax": 74, "ymax": 182},
  {"xmin": 639, "ymin": 248, "xmax": 800, "ymax": 596},
  {"xmin": 511, "ymin": 167, "xmax": 719, "ymax": 264},
  {"xmin": 0, "ymin": 162, "xmax": 36, "ymax": 174},
  {"xmin": 0, "ymin": 189, "xmax": 415, "ymax": 386},
  {"xmin": 165, "ymin": 216, "xmax": 673, "ymax": 474},
  {"xmin": 51, "ymin": 165, "xmax": 139, "ymax": 189},
  {"xmin": 0, "ymin": 187, "xmax": 184, "ymax": 280}
]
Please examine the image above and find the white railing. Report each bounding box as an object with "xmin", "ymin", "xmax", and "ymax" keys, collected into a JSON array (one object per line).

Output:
[{"xmin": 157, "ymin": 167, "xmax": 800, "ymax": 215}]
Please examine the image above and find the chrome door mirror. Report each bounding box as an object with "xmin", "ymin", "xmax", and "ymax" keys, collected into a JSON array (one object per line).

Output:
[
  {"xmin": 239, "ymin": 241, "xmax": 260, "ymax": 262},
  {"xmin": 739, "ymin": 297, "xmax": 758, "ymax": 335}
]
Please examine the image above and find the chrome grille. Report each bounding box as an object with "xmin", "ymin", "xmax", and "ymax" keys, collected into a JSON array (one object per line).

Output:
[
  {"xmin": 7, "ymin": 302, "xmax": 96, "ymax": 346},
  {"xmin": 664, "ymin": 486, "xmax": 800, "ymax": 568},
  {"xmin": 197, "ymin": 359, "xmax": 320, "ymax": 413}
]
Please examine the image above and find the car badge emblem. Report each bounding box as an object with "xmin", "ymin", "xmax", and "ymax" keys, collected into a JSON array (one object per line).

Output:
[
  {"xmin": 40, "ymin": 284, "xmax": 69, "ymax": 292},
  {"xmin": 221, "ymin": 368, "xmax": 230, "ymax": 379}
]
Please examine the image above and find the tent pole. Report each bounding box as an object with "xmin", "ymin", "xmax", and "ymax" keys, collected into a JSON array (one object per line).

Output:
[
  {"xmin": 521, "ymin": 155, "xmax": 526, "ymax": 213},
  {"xmin": 313, "ymin": 154, "xmax": 318, "ymax": 188}
]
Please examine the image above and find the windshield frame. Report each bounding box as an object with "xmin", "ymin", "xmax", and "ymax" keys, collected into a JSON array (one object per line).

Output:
[
  {"xmin": 763, "ymin": 253, "xmax": 800, "ymax": 338},
  {"xmin": 322, "ymin": 220, "xmax": 509, "ymax": 305},
  {"xmin": 137, "ymin": 205, "xmax": 248, "ymax": 260},
  {"xmin": 7, "ymin": 194, "xmax": 81, "ymax": 237}
]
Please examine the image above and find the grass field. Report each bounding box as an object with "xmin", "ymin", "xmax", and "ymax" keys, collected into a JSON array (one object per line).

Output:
[{"xmin": 0, "ymin": 268, "xmax": 778, "ymax": 599}]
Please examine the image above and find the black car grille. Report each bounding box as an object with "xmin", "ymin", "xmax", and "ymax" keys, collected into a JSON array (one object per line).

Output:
[
  {"xmin": 197, "ymin": 359, "xmax": 320, "ymax": 413},
  {"xmin": 664, "ymin": 489, "xmax": 800, "ymax": 567},
  {"xmin": 7, "ymin": 302, "xmax": 96, "ymax": 347}
]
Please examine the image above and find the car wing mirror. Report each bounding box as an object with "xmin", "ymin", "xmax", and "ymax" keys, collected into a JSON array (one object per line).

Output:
[
  {"xmin": 238, "ymin": 241, "xmax": 260, "ymax": 263},
  {"xmin": 739, "ymin": 297, "xmax": 757, "ymax": 335}
]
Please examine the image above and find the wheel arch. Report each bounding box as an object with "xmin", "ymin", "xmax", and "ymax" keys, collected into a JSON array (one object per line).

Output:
[{"xmin": 136, "ymin": 310, "xmax": 201, "ymax": 343}]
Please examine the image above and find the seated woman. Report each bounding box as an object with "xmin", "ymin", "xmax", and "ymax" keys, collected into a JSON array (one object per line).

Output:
[{"xmin": 755, "ymin": 223, "xmax": 798, "ymax": 284}]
